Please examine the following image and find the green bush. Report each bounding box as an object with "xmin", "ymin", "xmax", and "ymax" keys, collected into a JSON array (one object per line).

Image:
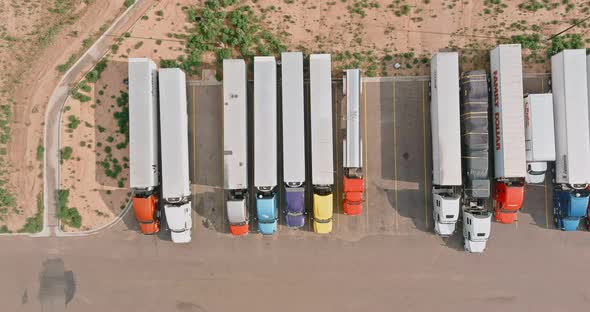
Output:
[
  {"xmin": 60, "ymin": 146, "xmax": 73, "ymax": 161},
  {"xmin": 124, "ymin": 0, "xmax": 135, "ymax": 8},
  {"xmin": 0, "ymin": 188, "xmax": 16, "ymax": 208},
  {"xmin": 56, "ymin": 189, "xmax": 81, "ymax": 228},
  {"xmin": 511, "ymin": 33, "xmax": 541, "ymax": 50},
  {"xmin": 160, "ymin": 59, "xmax": 178, "ymax": 68},
  {"xmin": 67, "ymin": 115, "xmax": 81, "ymax": 129},
  {"xmin": 36, "ymin": 145, "xmax": 44, "ymax": 161},
  {"xmin": 19, "ymin": 193, "xmax": 43, "ymax": 233},
  {"xmin": 56, "ymin": 54, "xmax": 77, "ymax": 73},
  {"xmin": 548, "ymin": 34, "xmax": 584, "ymax": 57}
]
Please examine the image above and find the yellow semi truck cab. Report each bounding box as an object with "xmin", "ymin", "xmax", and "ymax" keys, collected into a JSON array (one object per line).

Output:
[{"xmin": 313, "ymin": 193, "xmax": 333, "ymax": 234}]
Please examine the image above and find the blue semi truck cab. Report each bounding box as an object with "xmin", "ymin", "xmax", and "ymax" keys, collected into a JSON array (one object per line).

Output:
[
  {"xmin": 256, "ymin": 192, "xmax": 278, "ymax": 235},
  {"xmin": 553, "ymin": 187, "xmax": 590, "ymax": 231}
]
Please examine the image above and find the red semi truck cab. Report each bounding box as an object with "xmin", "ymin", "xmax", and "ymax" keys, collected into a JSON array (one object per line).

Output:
[
  {"xmin": 343, "ymin": 176, "xmax": 363, "ymax": 215},
  {"xmin": 493, "ymin": 181, "xmax": 524, "ymax": 224},
  {"xmin": 132, "ymin": 195, "xmax": 160, "ymax": 234}
]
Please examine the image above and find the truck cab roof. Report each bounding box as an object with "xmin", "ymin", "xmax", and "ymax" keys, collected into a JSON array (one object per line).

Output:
[
  {"xmin": 256, "ymin": 195, "xmax": 278, "ymax": 222},
  {"xmin": 227, "ymin": 200, "xmax": 247, "ymax": 225},
  {"xmin": 164, "ymin": 203, "xmax": 192, "ymax": 243}
]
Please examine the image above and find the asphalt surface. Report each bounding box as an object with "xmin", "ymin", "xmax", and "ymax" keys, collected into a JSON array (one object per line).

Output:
[{"xmin": 9, "ymin": 73, "xmax": 590, "ymax": 311}]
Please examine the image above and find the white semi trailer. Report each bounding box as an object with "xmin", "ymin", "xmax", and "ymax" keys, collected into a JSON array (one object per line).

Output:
[
  {"xmin": 342, "ymin": 69, "xmax": 364, "ymax": 216},
  {"xmin": 223, "ymin": 59, "xmax": 249, "ymax": 236},
  {"xmin": 281, "ymin": 52, "xmax": 306, "ymax": 228},
  {"xmin": 159, "ymin": 68, "xmax": 192, "ymax": 243},
  {"xmin": 551, "ymin": 49, "xmax": 590, "ymax": 231},
  {"xmin": 430, "ymin": 52, "xmax": 462, "ymax": 236},
  {"xmin": 310, "ymin": 54, "xmax": 334, "ymax": 234},
  {"xmin": 128, "ymin": 58, "xmax": 161, "ymax": 234},
  {"xmin": 254, "ymin": 56, "xmax": 279, "ymax": 235},
  {"xmin": 524, "ymin": 94, "xmax": 555, "ymax": 184},
  {"xmin": 490, "ymin": 44, "xmax": 526, "ymax": 224}
]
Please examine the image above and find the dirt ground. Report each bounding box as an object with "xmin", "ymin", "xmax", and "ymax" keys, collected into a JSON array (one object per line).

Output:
[
  {"xmin": 57, "ymin": 0, "xmax": 590, "ymax": 231},
  {"xmin": 0, "ymin": 0, "xmax": 129, "ymax": 232},
  {"xmin": 59, "ymin": 61, "xmax": 131, "ymax": 231}
]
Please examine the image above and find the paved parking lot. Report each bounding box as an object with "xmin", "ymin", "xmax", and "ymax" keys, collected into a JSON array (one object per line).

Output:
[
  {"xmin": 7, "ymin": 74, "xmax": 590, "ymax": 312},
  {"xmin": 185, "ymin": 73, "xmax": 555, "ymax": 243}
]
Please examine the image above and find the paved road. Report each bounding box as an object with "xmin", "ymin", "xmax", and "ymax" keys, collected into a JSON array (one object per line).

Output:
[
  {"xmin": 3, "ymin": 217, "xmax": 590, "ymax": 311},
  {"xmin": 43, "ymin": 0, "xmax": 154, "ymax": 237}
]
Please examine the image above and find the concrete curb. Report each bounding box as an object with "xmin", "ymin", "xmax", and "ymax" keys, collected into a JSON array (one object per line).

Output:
[{"xmin": 56, "ymin": 201, "xmax": 133, "ymax": 237}]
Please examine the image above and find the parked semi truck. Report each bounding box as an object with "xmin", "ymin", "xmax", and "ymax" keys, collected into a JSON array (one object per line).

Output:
[
  {"xmin": 460, "ymin": 69, "xmax": 492, "ymax": 253},
  {"xmin": 223, "ymin": 59, "xmax": 249, "ymax": 235},
  {"xmin": 524, "ymin": 94, "xmax": 555, "ymax": 184},
  {"xmin": 551, "ymin": 49, "xmax": 590, "ymax": 231},
  {"xmin": 490, "ymin": 44, "xmax": 526, "ymax": 224},
  {"xmin": 310, "ymin": 54, "xmax": 334, "ymax": 234},
  {"xmin": 430, "ymin": 52, "xmax": 462, "ymax": 236},
  {"xmin": 342, "ymin": 69, "xmax": 364, "ymax": 216},
  {"xmin": 254, "ymin": 56, "xmax": 279, "ymax": 235},
  {"xmin": 281, "ymin": 52, "xmax": 306, "ymax": 228},
  {"xmin": 159, "ymin": 68, "xmax": 192, "ymax": 243},
  {"xmin": 128, "ymin": 58, "xmax": 160, "ymax": 234}
]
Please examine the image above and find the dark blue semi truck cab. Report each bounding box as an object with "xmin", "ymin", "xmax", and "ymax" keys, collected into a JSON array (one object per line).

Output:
[{"xmin": 553, "ymin": 186, "xmax": 590, "ymax": 231}]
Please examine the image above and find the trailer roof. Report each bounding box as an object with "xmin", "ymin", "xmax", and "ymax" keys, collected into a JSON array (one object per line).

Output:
[
  {"xmin": 223, "ymin": 59, "xmax": 248, "ymax": 190},
  {"xmin": 430, "ymin": 53, "xmax": 462, "ymax": 185},
  {"xmin": 159, "ymin": 68, "xmax": 191, "ymax": 199},
  {"xmin": 310, "ymin": 54, "xmax": 334, "ymax": 185},
  {"xmin": 253, "ymin": 57, "xmax": 278, "ymax": 188},
  {"xmin": 128, "ymin": 58, "xmax": 159, "ymax": 189},
  {"xmin": 344, "ymin": 69, "xmax": 362, "ymax": 169},
  {"xmin": 551, "ymin": 50, "xmax": 590, "ymax": 184},
  {"xmin": 490, "ymin": 44, "xmax": 526, "ymax": 178},
  {"xmin": 281, "ymin": 52, "xmax": 306, "ymax": 184}
]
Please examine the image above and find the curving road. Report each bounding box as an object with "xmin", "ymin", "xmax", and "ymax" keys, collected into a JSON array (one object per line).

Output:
[{"xmin": 42, "ymin": 0, "xmax": 154, "ymax": 237}]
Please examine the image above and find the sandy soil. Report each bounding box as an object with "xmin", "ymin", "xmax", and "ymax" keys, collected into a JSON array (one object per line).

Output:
[
  {"xmin": 0, "ymin": 0, "xmax": 130, "ymax": 232},
  {"xmin": 59, "ymin": 60, "xmax": 132, "ymax": 231},
  {"xmin": 57, "ymin": 0, "xmax": 590, "ymax": 230}
]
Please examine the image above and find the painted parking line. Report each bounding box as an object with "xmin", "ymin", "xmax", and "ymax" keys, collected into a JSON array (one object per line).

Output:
[
  {"xmin": 219, "ymin": 86, "xmax": 225, "ymax": 230},
  {"xmin": 364, "ymin": 80, "xmax": 369, "ymax": 232},
  {"xmin": 334, "ymin": 81, "xmax": 339, "ymax": 228},
  {"xmin": 422, "ymin": 81, "xmax": 429, "ymax": 229},
  {"xmin": 393, "ymin": 80, "xmax": 399, "ymax": 233},
  {"xmin": 192, "ymin": 86, "xmax": 198, "ymax": 231}
]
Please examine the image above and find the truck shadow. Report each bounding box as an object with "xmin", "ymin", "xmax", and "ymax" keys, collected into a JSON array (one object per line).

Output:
[
  {"xmin": 194, "ymin": 188, "xmax": 227, "ymax": 234},
  {"xmin": 520, "ymin": 164, "xmax": 555, "ymax": 230}
]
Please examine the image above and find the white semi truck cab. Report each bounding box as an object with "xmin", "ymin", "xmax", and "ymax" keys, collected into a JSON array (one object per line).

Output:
[
  {"xmin": 432, "ymin": 189, "xmax": 461, "ymax": 235},
  {"xmin": 523, "ymin": 94, "xmax": 555, "ymax": 184},
  {"xmin": 430, "ymin": 52, "xmax": 462, "ymax": 236},
  {"xmin": 165, "ymin": 202, "xmax": 192, "ymax": 243},
  {"xmin": 462, "ymin": 206, "xmax": 492, "ymax": 253}
]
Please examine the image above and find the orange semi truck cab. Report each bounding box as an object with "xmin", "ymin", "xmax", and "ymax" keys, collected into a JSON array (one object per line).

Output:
[
  {"xmin": 132, "ymin": 195, "xmax": 160, "ymax": 234},
  {"xmin": 493, "ymin": 181, "xmax": 524, "ymax": 224},
  {"xmin": 343, "ymin": 174, "xmax": 363, "ymax": 215}
]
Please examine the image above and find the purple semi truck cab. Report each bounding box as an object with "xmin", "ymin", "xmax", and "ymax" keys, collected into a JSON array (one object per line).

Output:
[{"xmin": 285, "ymin": 187, "xmax": 305, "ymax": 227}]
